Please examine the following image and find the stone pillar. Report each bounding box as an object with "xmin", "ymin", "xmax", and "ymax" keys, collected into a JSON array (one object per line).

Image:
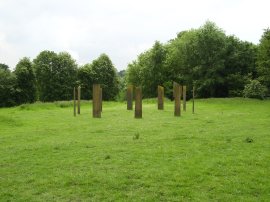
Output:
[
  {"xmin": 127, "ymin": 85, "xmax": 133, "ymax": 110},
  {"xmin": 183, "ymin": 85, "xmax": 186, "ymax": 111},
  {"xmin": 173, "ymin": 81, "xmax": 177, "ymax": 98},
  {"xmin": 135, "ymin": 87, "xmax": 142, "ymax": 118},
  {"xmin": 174, "ymin": 83, "xmax": 181, "ymax": 116},
  {"xmin": 93, "ymin": 84, "xmax": 101, "ymax": 118},
  {"xmin": 77, "ymin": 86, "xmax": 81, "ymax": 114},
  {"xmin": 192, "ymin": 86, "xmax": 195, "ymax": 114},
  {"xmin": 73, "ymin": 87, "xmax": 76, "ymax": 117},
  {"xmin": 100, "ymin": 88, "xmax": 102, "ymax": 112},
  {"xmin": 157, "ymin": 85, "xmax": 164, "ymax": 110}
]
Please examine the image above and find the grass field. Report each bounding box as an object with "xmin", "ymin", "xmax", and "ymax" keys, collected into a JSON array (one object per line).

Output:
[{"xmin": 0, "ymin": 98, "xmax": 270, "ymax": 201}]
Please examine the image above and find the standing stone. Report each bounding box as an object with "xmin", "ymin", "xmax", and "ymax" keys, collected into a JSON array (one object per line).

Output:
[
  {"xmin": 173, "ymin": 81, "xmax": 178, "ymax": 98},
  {"xmin": 174, "ymin": 83, "xmax": 181, "ymax": 116},
  {"xmin": 93, "ymin": 84, "xmax": 101, "ymax": 118},
  {"xmin": 127, "ymin": 85, "xmax": 133, "ymax": 110},
  {"xmin": 157, "ymin": 85, "xmax": 164, "ymax": 110},
  {"xmin": 192, "ymin": 86, "xmax": 195, "ymax": 114},
  {"xmin": 77, "ymin": 86, "xmax": 81, "ymax": 114},
  {"xmin": 100, "ymin": 88, "xmax": 102, "ymax": 112},
  {"xmin": 183, "ymin": 85, "xmax": 186, "ymax": 111},
  {"xmin": 180, "ymin": 85, "xmax": 182, "ymax": 114},
  {"xmin": 135, "ymin": 87, "xmax": 142, "ymax": 118},
  {"xmin": 73, "ymin": 87, "xmax": 76, "ymax": 117}
]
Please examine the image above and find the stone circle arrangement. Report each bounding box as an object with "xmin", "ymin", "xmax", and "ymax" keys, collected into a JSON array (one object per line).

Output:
[{"xmin": 73, "ymin": 83, "xmax": 195, "ymax": 118}]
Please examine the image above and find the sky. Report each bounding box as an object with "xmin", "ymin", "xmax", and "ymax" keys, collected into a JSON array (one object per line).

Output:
[{"xmin": 0, "ymin": 0, "xmax": 270, "ymax": 71}]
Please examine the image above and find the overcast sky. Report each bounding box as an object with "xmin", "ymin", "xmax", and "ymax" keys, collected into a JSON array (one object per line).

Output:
[{"xmin": 0, "ymin": 0, "xmax": 269, "ymax": 70}]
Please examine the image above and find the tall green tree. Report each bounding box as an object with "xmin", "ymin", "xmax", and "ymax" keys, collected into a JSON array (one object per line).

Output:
[
  {"xmin": 257, "ymin": 28, "xmax": 270, "ymax": 94},
  {"xmin": 0, "ymin": 63, "xmax": 9, "ymax": 71},
  {"xmin": 164, "ymin": 29, "xmax": 198, "ymax": 98},
  {"xmin": 54, "ymin": 52, "xmax": 78, "ymax": 100},
  {"xmin": 91, "ymin": 54, "xmax": 119, "ymax": 100},
  {"xmin": 224, "ymin": 36, "xmax": 257, "ymax": 96},
  {"xmin": 77, "ymin": 63, "xmax": 94, "ymax": 100},
  {"xmin": 126, "ymin": 41, "xmax": 167, "ymax": 98},
  {"xmin": 126, "ymin": 61, "xmax": 143, "ymax": 87},
  {"xmin": 34, "ymin": 51, "xmax": 58, "ymax": 101},
  {"xmin": 0, "ymin": 64, "xmax": 17, "ymax": 107},
  {"xmin": 141, "ymin": 41, "xmax": 167, "ymax": 97},
  {"xmin": 165, "ymin": 22, "xmax": 228, "ymax": 98},
  {"xmin": 192, "ymin": 21, "xmax": 227, "ymax": 97},
  {"xmin": 34, "ymin": 51, "xmax": 77, "ymax": 101},
  {"xmin": 14, "ymin": 57, "xmax": 37, "ymax": 104}
]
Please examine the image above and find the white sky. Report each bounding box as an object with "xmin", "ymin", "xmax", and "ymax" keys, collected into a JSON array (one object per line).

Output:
[{"xmin": 0, "ymin": 0, "xmax": 269, "ymax": 70}]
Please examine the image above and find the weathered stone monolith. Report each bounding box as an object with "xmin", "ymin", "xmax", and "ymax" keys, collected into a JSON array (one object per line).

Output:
[
  {"xmin": 100, "ymin": 88, "xmax": 102, "ymax": 112},
  {"xmin": 183, "ymin": 85, "xmax": 186, "ymax": 111},
  {"xmin": 192, "ymin": 86, "xmax": 195, "ymax": 114},
  {"xmin": 174, "ymin": 83, "xmax": 180, "ymax": 116},
  {"xmin": 127, "ymin": 85, "xmax": 133, "ymax": 110},
  {"xmin": 173, "ymin": 81, "xmax": 177, "ymax": 98},
  {"xmin": 157, "ymin": 85, "xmax": 164, "ymax": 110},
  {"xmin": 77, "ymin": 86, "xmax": 81, "ymax": 114},
  {"xmin": 93, "ymin": 84, "xmax": 101, "ymax": 118},
  {"xmin": 135, "ymin": 87, "xmax": 142, "ymax": 118},
  {"xmin": 73, "ymin": 87, "xmax": 76, "ymax": 117}
]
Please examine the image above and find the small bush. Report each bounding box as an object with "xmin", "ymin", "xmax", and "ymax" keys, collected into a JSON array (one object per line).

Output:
[
  {"xmin": 116, "ymin": 90, "xmax": 126, "ymax": 102},
  {"xmin": 243, "ymin": 80, "xmax": 267, "ymax": 100}
]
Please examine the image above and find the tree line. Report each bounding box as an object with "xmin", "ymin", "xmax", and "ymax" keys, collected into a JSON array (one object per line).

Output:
[
  {"xmin": 0, "ymin": 52, "xmax": 119, "ymax": 107},
  {"xmin": 1, "ymin": 21, "xmax": 270, "ymax": 107},
  {"xmin": 126, "ymin": 21, "xmax": 270, "ymax": 99}
]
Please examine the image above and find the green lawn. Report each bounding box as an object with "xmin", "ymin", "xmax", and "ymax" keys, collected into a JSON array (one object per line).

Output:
[{"xmin": 0, "ymin": 98, "xmax": 270, "ymax": 201}]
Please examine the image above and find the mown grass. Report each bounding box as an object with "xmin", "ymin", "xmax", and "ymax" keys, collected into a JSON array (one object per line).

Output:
[{"xmin": 0, "ymin": 98, "xmax": 270, "ymax": 201}]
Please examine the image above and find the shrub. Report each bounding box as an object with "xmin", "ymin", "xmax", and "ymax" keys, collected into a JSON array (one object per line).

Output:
[{"xmin": 243, "ymin": 80, "xmax": 267, "ymax": 99}]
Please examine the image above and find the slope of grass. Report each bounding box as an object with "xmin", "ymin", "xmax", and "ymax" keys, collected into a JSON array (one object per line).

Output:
[{"xmin": 0, "ymin": 98, "xmax": 270, "ymax": 201}]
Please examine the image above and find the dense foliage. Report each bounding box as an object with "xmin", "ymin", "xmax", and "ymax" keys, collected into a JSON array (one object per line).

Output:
[
  {"xmin": 91, "ymin": 54, "xmax": 119, "ymax": 100},
  {"xmin": 0, "ymin": 53, "xmax": 119, "ymax": 107},
  {"xmin": 77, "ymin": 64, "xmax": 93, "ymax": 100},
  {"xmin": 14, "ymin": 57, "xmax": 36, "ymax": 104},
  {"xmin": 1, "ymin": 21, "xmax": 270, "ymax": 107},
  {"xmin": 256, "ymin": 28, "xmax": 270, "ymax": 95},
  {"xmin": 126, "ymin": 21, "xmax": 260, "ymax": 99},
  {"xmin": 0, "ymin": 64, "xmax": 17, "ymax": 107},
  {"xmin": 77, "ymin": 54, "xmax": 119, "ymax": 100},
  {"xmin": 243, "ymin": 80, "xmax": 267, "ymax": 99},
  {"xmin": 34, "ymin": 51, "xmax": 78, "ymax": 102}
]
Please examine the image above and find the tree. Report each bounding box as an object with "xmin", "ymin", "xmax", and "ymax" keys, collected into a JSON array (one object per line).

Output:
[
  {"xmin": 0, "ymin": 64, "xmax": 17, "ymax": 107},
  {"xmin": 164, "ymin": 29, "xmax": 198, "ymax": 98},
  {"xmin": 77, "ymin": 64, "xmax": 94, "ymax": 100},
  {"xmin": 34, "ymin": 51, "xmax": 58, "ymax": 101},
  {"xmin": 0, "ymin": 63, "xmax": 9, "ymax": 71},
  {"xmin": 34, "ymin": 51, "xmax": 77, "ymax": 101},
  {"xmin": 192, "ymin": 21, "xmax": 227, "ymax": 97},
  {"xmin": 126, "ymin": 41, "xmax": 167, "ymax": 98},
  {"xmin": 115, "ymin": 70, "xmax": 127, "ymax": 101},
  {"xmin": 243, "ymin": 80, "xmax": 267, "ymax": 99},
  {"xmin": 118, "ymin": 70, "xmax": 126, "ymax": 78},
  {"xmin": 165, "ymin": 22, "xmax": 227, "ymax": 98},
  {"xmin": 91, "ymin": 54, "xmax": 119, "ymax": 100},
  {"xmin": 126, "ymin": 61, "xmax": 143, "ymax": 87},
  {"xmin": 257, "ymin": 28, "xmax": 270, "ymax": 95},
  {"xmin": 14, "ymin": 57, "xmax": 37, "ymax": 104},
  {"xmin": 224, "ymin": 36, "xmax": 257, "ymax": 97},
  {"xmin": 54, "ymin": 52, "xmax": 78, "ymax": 100},
  {"xmin": 141, "ymin": 41, "xmax": 167, "ymax": 97}
]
